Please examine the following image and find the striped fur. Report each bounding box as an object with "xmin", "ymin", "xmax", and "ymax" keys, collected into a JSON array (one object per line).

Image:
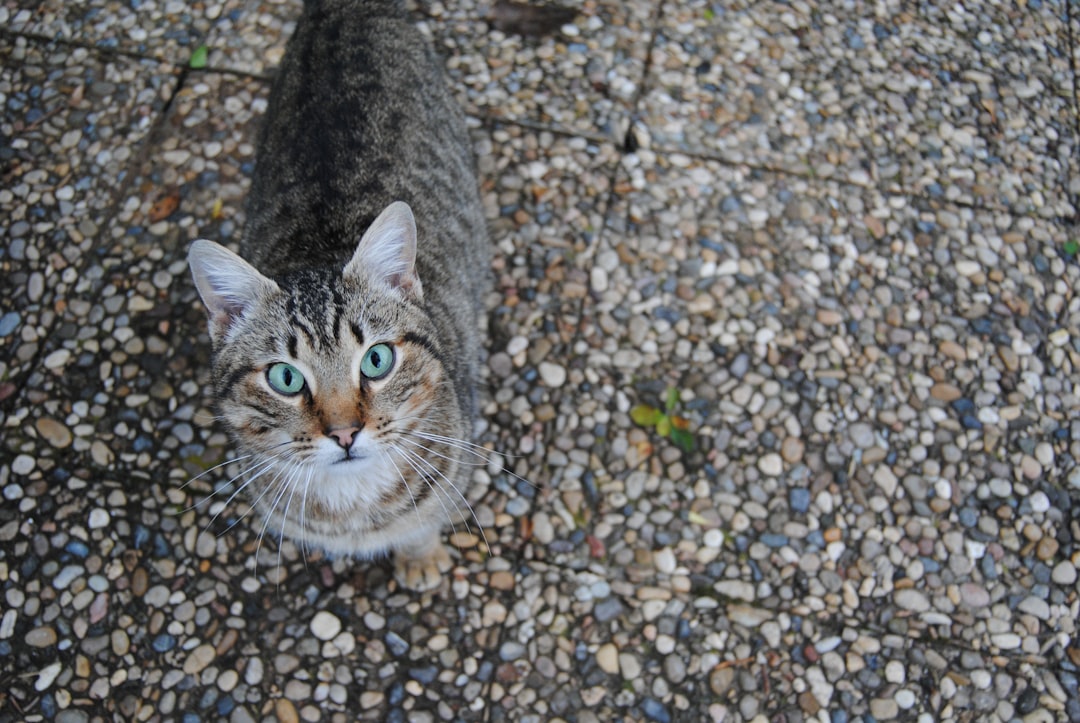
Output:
[{"xmin": 188, "ymin": 0, "xmax": 487, "ymax": 591}]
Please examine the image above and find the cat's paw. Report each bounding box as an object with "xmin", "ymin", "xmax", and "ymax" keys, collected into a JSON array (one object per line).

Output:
[{"xmin": 393, "ymin": 542, "xmax": 452, "ymax": 592}]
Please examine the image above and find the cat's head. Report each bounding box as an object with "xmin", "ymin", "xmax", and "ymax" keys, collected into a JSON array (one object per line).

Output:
[{"xmin": 187, "ymin": 203, "xmax": 464, "ymax": 551}]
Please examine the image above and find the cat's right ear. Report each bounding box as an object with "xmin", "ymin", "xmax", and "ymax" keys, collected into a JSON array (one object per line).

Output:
[{"xmin": 188, "ymin": 240, "xmax": 278, "ymax": 344}]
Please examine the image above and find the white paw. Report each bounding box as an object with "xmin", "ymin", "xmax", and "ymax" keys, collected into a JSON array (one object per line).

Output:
[{"xmin": 393, "ymin": 542, "xmax": 451, "ymax": 592}]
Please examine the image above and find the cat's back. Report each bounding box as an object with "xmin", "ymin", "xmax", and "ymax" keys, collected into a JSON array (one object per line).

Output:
[{"xmin": 241, "ymin": 0, "xmax": 486, "ymax": 291}]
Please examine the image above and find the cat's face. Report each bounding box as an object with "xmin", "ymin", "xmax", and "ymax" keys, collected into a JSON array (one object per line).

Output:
[{"xmin": 189, "ymin": 203, "xmax": 466, "ymax": 553}]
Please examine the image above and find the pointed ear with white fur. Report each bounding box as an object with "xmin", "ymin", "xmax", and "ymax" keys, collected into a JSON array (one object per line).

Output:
[
  {"xmin": 343, "ymin": 201, "xmax": 423, "ymax": 299},
  {"xmin": 188, "ymin": 240, "xmax": 277, "ymax": 344}
]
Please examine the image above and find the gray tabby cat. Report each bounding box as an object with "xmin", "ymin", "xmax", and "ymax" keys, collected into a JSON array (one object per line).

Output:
[{"xmin": 187, "ymin": 0, "xmax": 488, "ymax": 591}]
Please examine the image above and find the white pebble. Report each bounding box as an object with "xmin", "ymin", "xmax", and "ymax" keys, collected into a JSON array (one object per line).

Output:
[
  {"xmin": 703, "ymin": 529, "xmax": 725, "ymax": 549},
  {"xmin": 990, "ymin": 633, "xmax": 1022, "ymax": 650},
  {"xmin": 35, "ymin": 662, "xmax": 63, "ymax": 691},
  {"xmin": 590, "ymin": 266, "xmax": 608, "ymax": 293},
  {"xmin": 310, "ymin": 611, "xmax": 342, "ymax": 641},
  {"xmin": 245, "ymin": 656, "xmax": 264, "ymax": 685},
  {"xmin": 970, "ymin": 669, "xmax": 992, "ymax": 689},
  {"xmin": 1051, "ymin": 561, "xmax": 1077, "ymax": 585},
  {"xmin": 538, "ymin": 362, "xmax": 567, "ymax": 388},
  {"xmin": 654, "ymin": 548, "xmax": 676, "ymax": 574},
  {"xmin": 714, "ymin": 580, "xmax": 755, "ymax": 602},
  {"xmin": 955, "ymin": 259, "xmax": 980, "ymax": 276},
  {"xmin": 88, "ymin": 508, "xmax": 110, "ymax": 529},
  {"xmin": 884, "ymin": 660, "xmax": 906, "ymax": 684},
  {"xmin": 1028, "ymin": 491, "xmax": 1050, "ymax": 514},
  {"xmin": 506, "ymin": 336, "xmax": 528, "ymax": 356},
  {"xmin": 43, "ymin": 349, "xmax": 71, "ymax": 369},
  {"xmin": 894, "ymin": 589, "xmax": 929, "ymax": 612},
  {"xmin": 12, "ymin": 455, "xmax": 35, "ymax": 475},
  {"xmin": 757, "ymin": 453, "xmax": 782, "ymax": 477}
]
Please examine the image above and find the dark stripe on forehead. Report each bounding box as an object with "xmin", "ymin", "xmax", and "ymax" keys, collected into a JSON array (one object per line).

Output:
[
  {"xmin": 401, "ymin": 331, "xmax": 444, "ymax": 367},
  {"xmin": 285, "ymin": 294, "xmax": 320, "ymax": 347},
  {"xmin": 331, "ymin": 285, "xmax": 347, "ymax": 343},
  {"xmin": 350, "ymin": 321, "xmax": 364, "ymax": 346},
  {"xmin": 365, "ymin": 313, "xmax": 391, "ymax": 331},
  {"xmin": 220, "ymin": 365, "xmax": 252, "ymax": 400},
  {"xmin": 282, "ymin": 270, "xmax": 343, "ymax": 349},
  {"xmin": 287, "ymin": 333, "xmax": 298, "ymax": 359}
]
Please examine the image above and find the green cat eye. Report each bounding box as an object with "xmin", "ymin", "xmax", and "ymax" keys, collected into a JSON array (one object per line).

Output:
[
  {"xmin": 267, "ymin": 362, "xmax": 305, "ymax": 395},
  {"xmin": 361, "ymin": 343, "xmax": 395, "ymax": 380}
]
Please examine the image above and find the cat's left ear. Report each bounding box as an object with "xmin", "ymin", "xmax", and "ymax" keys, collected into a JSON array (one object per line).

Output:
[{"xmin": 344, "ymin": 202, "xmax": 423, "ymax": 300}]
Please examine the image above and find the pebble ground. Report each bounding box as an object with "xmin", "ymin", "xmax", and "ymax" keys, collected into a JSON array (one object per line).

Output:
[{"xmin": 2, "ymin": 0, "xmax": 1080, "ymax": 721}]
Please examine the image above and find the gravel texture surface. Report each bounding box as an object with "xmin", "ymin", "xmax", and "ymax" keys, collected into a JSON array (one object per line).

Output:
[{"xmin": 2, "ymin": 0, "xmax": 1080, "ymax": 721}]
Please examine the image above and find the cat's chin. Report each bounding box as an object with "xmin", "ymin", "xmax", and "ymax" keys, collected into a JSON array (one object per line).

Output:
[{"xmin": 331, "ymin": 453, "xmax": 369, "ymax": 466}]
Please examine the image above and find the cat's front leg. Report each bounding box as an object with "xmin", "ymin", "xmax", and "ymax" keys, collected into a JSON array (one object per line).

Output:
[{"xmin": 393, "ymin": 531, "xmax": 452, "ymax": 592}]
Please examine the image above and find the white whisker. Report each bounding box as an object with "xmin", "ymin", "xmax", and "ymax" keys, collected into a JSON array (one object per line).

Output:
[
  {"xmin": 178, "ymin": 453, "xmax": 257, "ymax": 492},
  {"xmin": 253, "ymin": 459, "xmax": 297, "ymax": 582},
  {"xmin": 403, "ymin": 428, "xmax": 538, "ymax": 492},
  {"xmin": 393, "ymin": 441, "xmax": 491, "ymax": 556},
  {"xmin": 393, "ymin": 444, "xmax": 463, "ymax": 540},
  {"xmin": 296, "ymin": 461, "xmax": 317, "ymax": 567},
  {"xmin": 208, "ymin": 455, "xmax": 282, "ymax": 532},
  {"xmin": 378, "ymin": 446, "xmax": 425, "ymax": 528}
]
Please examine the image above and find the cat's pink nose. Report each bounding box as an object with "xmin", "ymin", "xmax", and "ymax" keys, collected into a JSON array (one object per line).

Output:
[{"xmin": 327, "ymin": 426, "xmax": 360, "ymax": 449}]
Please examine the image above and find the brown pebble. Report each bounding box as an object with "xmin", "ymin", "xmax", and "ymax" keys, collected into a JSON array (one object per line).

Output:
[
  {"xmin": 799, "ymin": 690, "xmax": 822, "ymax": 715},
  {"xmin": 26, "ymin": 627, "xmax": 58, "ymax": 648},
  {"xmin": 1068, "ymin": 646, "xmax": 1080, "ymax": 667},
  {"xmin": 930, "ymin": 383, "xmax": 962, "ymax": 402},
  {"xmin": 449, "ymin": 532, "xmax": 479, "ymax": 548},
  {"xmin": 495, "ymin": 662, "xmax": 521, "ymax": 684},
  {"xmin": 939, "ymin": 340, "xmax": 966, "ymax": 361},
  {"xmin": 36, "ymin": 417, "xmax": 73, "ymax": 448},
  {"xmin": 489, "ymin": 570, "xmax": 515, "ymax": 591},
  {"xmin": 863, "ymin": 214, "xmax": 886, "ymax": 240},
  {"xmin": 781, "ymin": 436, "xmax": 805, "ymax": 463},
  {"xmin": 861, "ymin": 447, "xmax": 887, "ymax": 466},
  {"xmin": 998, "ymin": 346, "xmax": 1019, "ymax": 372},
  {"xmin": 1036, "ymin": 536, "xmax": 1059, "ymax": 561},
  {"xmin": 275, "ymin": 698, "xmax": 299, "ymax": 723},
  {"xmin": 928, "ymin": 497, "xmax": 952, "ymax": 514},
  {"xmin": 111, "ymin": 629, "xmax": 130, "ymax": 656},
  {"xmin": 216, "ymin": 628, "xmax": 239, "ymax": 657},
  {"xmin": 131, "ymin": 567, "xmax": 148, "ymax": 597},
  {"xmin": 823, "ymin": 528, "xmax": 842, "ymax": 543},
  {"xmin": 534, "ymin": 403, "xmax": 556, "ymax": 422},
  {"xmin": 816, "ymin": 309, "xmax": 843, "ymax": 326},
  {"xmin": 709, "ymin": 666, "xmax": 735, "ymax": 696}
]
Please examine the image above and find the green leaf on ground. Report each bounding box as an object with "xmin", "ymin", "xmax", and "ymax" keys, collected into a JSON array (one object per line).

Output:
[
  {"xmin": 664, "ymin": 387, "xmax": 680, "ymax": 413},
  {"xmin": 630, "ymin": 405, "xmax": 662, "ymax": 427},
  {"xmin": 189, "ymin": 45, "xmax": 209, "ymax": 69},
  {"xmin": 670, "ymin": 428, "xmax": 695, "ymax": 453}
]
